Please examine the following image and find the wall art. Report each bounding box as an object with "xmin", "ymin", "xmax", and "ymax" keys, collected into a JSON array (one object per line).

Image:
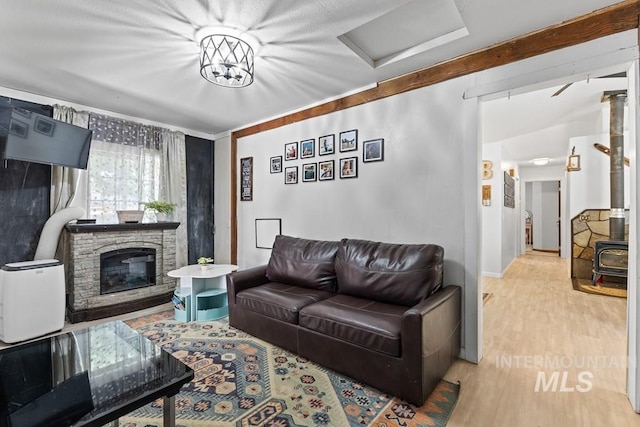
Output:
[
  {"xmin": 363, "ymin": 138, "xmax": 384, "ymax": 162},
  {"xmin": 339, "ymin": 129, "xmax": 357, "ymax": 152},
  {"xmin": 340, "ymin": 157, "xmax": 357, "ymax": 179},
  {"xmin": 240, "ymin": 157, "xmax": 253, "ymax": 201},
  {"xmin": 319, "ymin": 160, "xmax": 334, "ymax": 181},
  {"xmin": 300, "ymin": 139, "xmax": 315, "ymax": 158},
  {"xmin": 319, "ymin": 134, "xmax": 335, "ymax": 155},
  {"xmin": 285, "ymin": 166, "xmax": 298, "ymax": 184},
  {"xmin": 270, "ymin": 156, "xmax": 282, "ymax": 173},
  {"xmin": 255, "ymin": 218, "xmax": 282, "ymax": 249},
  {"xmin": 285, "ymin": 141, "xmax": 298, "ymax": 160},
  {"xmin": 302, "ymin": 163, "xmax": 317, "ymax": 182}
]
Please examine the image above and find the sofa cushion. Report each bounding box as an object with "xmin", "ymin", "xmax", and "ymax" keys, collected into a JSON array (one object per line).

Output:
[
  {"xmin": 335, "ymin": 239, "xmax": 443, "ymax": 306},
  {"xmin": 266, "ymin": 235, "xmax": 339, "ymax": 292},
  {"xmin": 237, "ymin": 282, "xmax": 335, "ymax": 324},
  {"xmin": 299, "ymin": 294, "xmax": 406, "ymax": 356}
]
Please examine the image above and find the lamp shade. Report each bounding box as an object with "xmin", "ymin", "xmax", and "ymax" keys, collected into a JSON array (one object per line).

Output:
[{"xmin": 200, "ymin": 34, "xmax": 254, "ymax": 88}]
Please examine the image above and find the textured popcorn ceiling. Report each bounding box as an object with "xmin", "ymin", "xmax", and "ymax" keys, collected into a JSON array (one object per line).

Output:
[{"xmin": 0, "ymin": 0, "xmax": 624, "ymax": 135}]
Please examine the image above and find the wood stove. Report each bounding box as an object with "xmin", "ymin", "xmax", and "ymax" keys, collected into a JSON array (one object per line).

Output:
[{"xmin": 592, "ymin": 240, "xmax": 628, "ymax": 284}]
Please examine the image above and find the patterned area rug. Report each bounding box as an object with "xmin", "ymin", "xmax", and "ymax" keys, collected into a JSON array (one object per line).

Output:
[{"xmin": 121, "ymin": 311, "xmax": 459, "ymax": 427}]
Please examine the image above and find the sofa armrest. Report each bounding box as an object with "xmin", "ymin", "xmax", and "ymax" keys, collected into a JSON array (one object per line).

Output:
[
  {"xmin": 402, "ymin": 285, "xmax": 462, "ymax": 358},
  {"xmin": 226, "ymin": 265, "xmax": 269, "ymax": 306}
]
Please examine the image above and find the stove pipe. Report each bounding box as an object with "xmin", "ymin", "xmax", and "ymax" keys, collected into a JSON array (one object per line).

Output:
[{"xmin": 603, "ymin": 90, "xmax": 627, "ymax": 241}]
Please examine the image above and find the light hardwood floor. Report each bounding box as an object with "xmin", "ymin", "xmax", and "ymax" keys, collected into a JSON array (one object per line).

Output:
[{"xmin": 446, "ymin": 251, "xmax": 640, "ymax": 426}]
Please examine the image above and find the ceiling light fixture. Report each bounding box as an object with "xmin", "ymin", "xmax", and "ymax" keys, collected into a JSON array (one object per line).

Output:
[
  {"xmin": 198, "ymin": 29, "xmax": 255, "ymax": 88},
  {"xmin": 532, "ymin": 158, "xmax": 550, "ymax": 166}
]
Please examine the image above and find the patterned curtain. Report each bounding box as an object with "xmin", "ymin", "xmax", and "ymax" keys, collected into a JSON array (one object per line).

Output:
[{"xmin": 88, "ymin": 113, "xmax": 162, "ymax": 149}]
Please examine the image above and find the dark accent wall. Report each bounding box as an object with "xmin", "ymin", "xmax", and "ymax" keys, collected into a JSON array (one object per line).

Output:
[
  {"xmin": 0, "ymin": 97, "xmax": 52, "ymax": 265},
  {"xmin": 185, "ymin": 135, "xmax": 214, "ymax": 264}
]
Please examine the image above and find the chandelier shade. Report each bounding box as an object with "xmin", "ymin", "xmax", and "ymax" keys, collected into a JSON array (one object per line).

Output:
[{"xmin": 199, "ymin": 34, "xmax": 254, "ymax": 88}]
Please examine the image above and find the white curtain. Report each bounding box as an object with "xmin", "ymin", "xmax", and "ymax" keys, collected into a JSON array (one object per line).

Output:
[
  {"xmin": 161, "ymin": 129, "xmax": 188, "ymax": 267},
  {"xmin": 88, "ymin": 113, "xmax": 163, "ymax": 224},
  {"xmin": 51, "ymin": 105, "xmax": 90, "ymax": 214}
]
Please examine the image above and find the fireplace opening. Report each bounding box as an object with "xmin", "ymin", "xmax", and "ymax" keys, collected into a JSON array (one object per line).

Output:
[
  {"xmin": 592, "ymin": 240, "xmax": 628, "ymax": 285},
  {"xmin": 100, "ymin": 248, "xmax": 156, "ymax": 294}
]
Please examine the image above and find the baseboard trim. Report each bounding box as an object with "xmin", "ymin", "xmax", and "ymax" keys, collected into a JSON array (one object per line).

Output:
[
  {"xmin": 532, "ymin": 248, "xmax": 560, "ymax": 254},
  {"xmin": 67, "ymin": 291, "xmax": 174, "ymax": 324},
  {"xmin": 482, "ymin": 272, "xmax": 504, "ymax": 278}
]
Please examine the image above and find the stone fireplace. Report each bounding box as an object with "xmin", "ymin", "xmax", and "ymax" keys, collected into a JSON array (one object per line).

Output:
[{"xmin": 61, "ymin": 222, "xmax": 179, "ymax": 323}]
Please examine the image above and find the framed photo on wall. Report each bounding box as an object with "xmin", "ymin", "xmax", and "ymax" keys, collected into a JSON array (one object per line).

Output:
[
  {"xmin": 319, "ymin": 160, "xmax": 334, "ymax": 181},
  {"xmin": 270, "ymin": 156, "xmax": 282, "ymax": 173},
  {"xmin": 285, "ymin": 142, "xmax": 298, "ymax": 160},
  {"xmin": 302, "ymin": 163, "xmax": 317, "ymax": 182},
  {"xmin": 285, "ymin": 166, "xmax": 298, "ymax": 184},
  {"xmin": 363, "ymin": 138, "xmax": 384, "ymax": 162},
  {"xmin": 339, "ymin": 129, "xmax": 358, "ymax": 152},
  {"xmin": 319, "ymin": 134, "xmax": 335, "ymax": 155},
  {"xmin": 300, "ymin": 139, "xmax": 315, "ymax": 158},
  {"xmin": 339, "ymin": 157, "xmax": 357, "ymax": 179}
]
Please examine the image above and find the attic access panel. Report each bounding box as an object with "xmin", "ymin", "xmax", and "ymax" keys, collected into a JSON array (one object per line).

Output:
[{"xmin": 338, "ymin": 0, "xmax": 468, "ymax": 69}]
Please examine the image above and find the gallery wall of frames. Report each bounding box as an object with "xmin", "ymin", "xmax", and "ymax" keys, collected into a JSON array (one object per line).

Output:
[{"xmin": 269, "ymin": 129, "xmax": 384, "ymax": 185}]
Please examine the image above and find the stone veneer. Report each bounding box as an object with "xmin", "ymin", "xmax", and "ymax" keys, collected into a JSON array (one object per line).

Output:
[
  {"xmin": 571, "ymin": 209, "xmax": 628, "ymax": 280},
  {"xmin": 61, "ymin": 222, "xmax": 179, "ymax": 322}
]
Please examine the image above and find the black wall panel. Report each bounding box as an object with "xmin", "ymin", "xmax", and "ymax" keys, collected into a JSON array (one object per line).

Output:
[{"xmin": 185, "ymin": 135, "xmax": 214, "ymax": 264}]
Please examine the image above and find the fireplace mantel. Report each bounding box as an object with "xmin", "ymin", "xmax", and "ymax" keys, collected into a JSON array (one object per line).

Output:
[
  {"xmin": 65, "ymin": 222, "xmax": 180, "ymax": 233},
  {"xmin": 61, "ymin": 222, "xmax": 179, "ymax": 323}
]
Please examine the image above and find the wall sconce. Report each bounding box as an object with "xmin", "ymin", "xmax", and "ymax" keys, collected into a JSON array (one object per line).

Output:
[{"xmin": 567, "ymin": 146, "xmax": 581, "ymax": 172}]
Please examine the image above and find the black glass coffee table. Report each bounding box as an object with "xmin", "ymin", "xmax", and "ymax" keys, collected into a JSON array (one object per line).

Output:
[{"xmin": 0, "ymin": 320, "xmax": 193, "ymax": 427}]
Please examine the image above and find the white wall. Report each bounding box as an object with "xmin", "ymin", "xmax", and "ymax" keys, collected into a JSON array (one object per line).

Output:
[
  {"xmin": 567, "ymin": 132, "xmax": 631, "ymax": 220},
  {"xmin": 500, "ymin": 146, "xmax": 520, "ymax": 273},
  {"xmin": 236, "ymin": 76, "xmax": 480, "ymax": 360},
  {"xmin": 481, "ymin": 143, "xmax": 520, "ymax": 277},
  {"xmin": 625, "ymin": 58, "xmax": 640, "ymax": 412},
  {"xmin": 213, "ymin": 132, "xmax": 232, "ymax": 264},
  {"xmin": 481, "ymin": 143, "xmax": 502, "ymax": 276}
]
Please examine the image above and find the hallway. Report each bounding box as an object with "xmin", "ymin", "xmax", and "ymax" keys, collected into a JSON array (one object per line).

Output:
[{"xmin": 447, "ymin": 251, "xmax": 636, "ymax": 426}]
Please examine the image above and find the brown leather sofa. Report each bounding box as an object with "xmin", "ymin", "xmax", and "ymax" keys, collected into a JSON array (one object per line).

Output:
[{"xmin": 226, "ymin": 235, "xmax": 461, "ymax": 405}]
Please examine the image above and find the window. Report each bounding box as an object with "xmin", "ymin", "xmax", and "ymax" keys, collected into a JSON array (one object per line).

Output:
[{"xmin": 88, "ymin": 140, "xmax": 161, "ymax": 223}]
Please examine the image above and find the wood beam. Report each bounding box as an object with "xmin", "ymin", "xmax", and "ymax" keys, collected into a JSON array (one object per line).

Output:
[{"xmin": 230, "ymin": 133, "xmax": 238, "ymax": 264}]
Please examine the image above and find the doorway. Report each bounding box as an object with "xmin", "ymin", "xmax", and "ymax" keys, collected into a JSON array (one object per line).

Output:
[
  {"xmin": 524, "ymin": 180, "xmax": 560, "ymax": 254},
  {"xmin": 478, "ymin": 62, "xmax": 636, "ymax": 409}
]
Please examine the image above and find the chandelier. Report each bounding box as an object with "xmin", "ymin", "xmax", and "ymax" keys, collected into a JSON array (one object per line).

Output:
[{"xmin": 199, "ymin": 33, "xmax": 254, "ymax": 88}]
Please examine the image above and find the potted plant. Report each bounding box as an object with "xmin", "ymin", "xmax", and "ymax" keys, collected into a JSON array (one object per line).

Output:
[
  {"xmin": 197, "ymin": 256, "xmax": 214, "ymax": 270},
  {"xmin": 143, "ymin": 200, "xmax": 176, "ymax": 221}
]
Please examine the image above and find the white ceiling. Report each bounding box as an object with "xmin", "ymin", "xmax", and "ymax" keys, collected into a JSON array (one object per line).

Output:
[
  {"xmin": 483, "ymin": 72, "xmax": 629, "ymax": 168},
  {"xmin": 0, "ymin": 0, "xmax": 625, "ymax": 136}
]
